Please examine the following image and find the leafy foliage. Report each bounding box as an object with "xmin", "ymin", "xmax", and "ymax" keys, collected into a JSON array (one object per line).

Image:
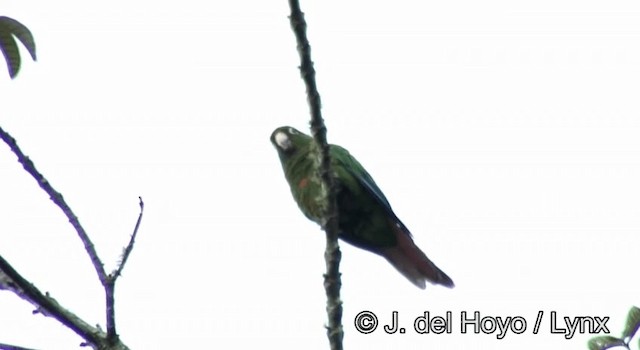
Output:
[
  {"xmin": 622, "ymin": 306, "xmax": 640, "ymax": 341},
  {"xmin": 588, "ymin": 336, "xmax": 627, "ymax": 350},
  {"xmin": 589, "ymin": 306, "xmax": 640, "ymax": 350},
  {"xmin": 0, "ymin": 16, "xmax": 36, "ymax": 79}
]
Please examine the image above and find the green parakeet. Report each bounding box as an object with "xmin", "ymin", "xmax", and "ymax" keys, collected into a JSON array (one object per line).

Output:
[{"xmin": 270, "ymin": 126, "xmax": 454, "ymax": 289}]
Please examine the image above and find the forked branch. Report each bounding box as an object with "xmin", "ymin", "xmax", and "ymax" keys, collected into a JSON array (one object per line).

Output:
[{"xmin": 0, "ymin": 126, "xmax": 140, "ymax": 350}]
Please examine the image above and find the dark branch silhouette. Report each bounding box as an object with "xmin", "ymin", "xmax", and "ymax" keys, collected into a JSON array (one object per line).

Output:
[
  {"xmin": 0, "ymin": 127, "xmax": 107, "ymax": 286},
  {"xmin": 113, "ymin": 197, "xmax": 144, "ymax": 279},
  {"xmin": 0, "ymin": 256, "xmax": 105, "ymax": 346},
  {"xmin": 0, "ymin": 126, "xmax": 139, "ymax": 350},
  {"xmin": 287, "ymin": 1, "xmax": 344, "ymax": 349},
  {"xmin": 0, "ymin": 342, "xmax": 40, "ymax": 350},
  {"xmin": 106, "ymin": 197, "xmax": 144, "ymax": 341}
]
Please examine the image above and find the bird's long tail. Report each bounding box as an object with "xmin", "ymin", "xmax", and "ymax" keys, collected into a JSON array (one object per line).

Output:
[{"xmin": 380, "ymin": 223, "xmax": 454, "ymax": 289}]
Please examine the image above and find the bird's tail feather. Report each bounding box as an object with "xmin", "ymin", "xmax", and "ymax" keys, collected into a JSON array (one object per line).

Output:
[{"xmin": 380, "ymin": 224, "xmax": 454, "ymax": 289}]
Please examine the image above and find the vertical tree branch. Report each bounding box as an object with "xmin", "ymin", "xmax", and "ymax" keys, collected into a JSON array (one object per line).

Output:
[
  {"xmin": 287, "ymin": 1, "xmax": 344, "ymax": 349},
  {"xmin": 105, "ymin": 279, "xmax": 116, "ymax": 342}
]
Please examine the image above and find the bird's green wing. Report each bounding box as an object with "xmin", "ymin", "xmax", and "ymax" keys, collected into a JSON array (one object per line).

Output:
[
  {"xmin": 330, "ymin": 145, "xmax": 412, "ymax": 238},
  {"xmin": 331, "ymin": 145, "xmax": 391, "ymax": 206}
]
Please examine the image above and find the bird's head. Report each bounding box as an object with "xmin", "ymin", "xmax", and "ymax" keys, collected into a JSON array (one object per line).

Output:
[{"xmin": 270, "ymin": 126, "xmax": 312, "ymax": 161}]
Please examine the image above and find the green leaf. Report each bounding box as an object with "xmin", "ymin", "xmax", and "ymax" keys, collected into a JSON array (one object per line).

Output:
[
  {"xmin": 0, "ymin": 16, "xmax": 37, "ymax": 79},
  {"xmin": 0, "ymin": 30, "xmax": 19, "ymax": 78},
  {"xmin": 587, "ymin": 336, "xmax": 626, "ymax": 350},
  {"xmin": 621, "ymin": 306, "xmax": 640, "ymax": 341}
]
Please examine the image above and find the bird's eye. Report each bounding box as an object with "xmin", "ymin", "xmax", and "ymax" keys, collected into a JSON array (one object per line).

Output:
[{"xmin": 288, "ymin": 127, "xmax": 298, "ymax": 135}]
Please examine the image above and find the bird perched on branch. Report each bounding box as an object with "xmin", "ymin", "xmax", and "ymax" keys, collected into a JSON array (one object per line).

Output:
[{"xmin": 270, "ymin": 126, "xmax": 454, "ymax": 289}]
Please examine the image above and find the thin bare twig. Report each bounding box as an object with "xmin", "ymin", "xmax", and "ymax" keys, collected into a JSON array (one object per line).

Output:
[
  {"xmin": 113, "ymin": 197, "xmax": 144, "ymax": 279},
  {"xmin": 0, "ymin": 126, "xmax": 107, "ymax": 286},
  {"xmin": 287, "ymin": 1, "xmax": 343, "ymax": 349},
  {"xmin": 106, "ymin": 196, "xmax": 144, "ymax": 341}
]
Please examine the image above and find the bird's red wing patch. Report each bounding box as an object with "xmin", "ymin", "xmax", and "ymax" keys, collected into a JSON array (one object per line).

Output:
[{"xmin": 298, "ymin": 177, "xmax": 310, "ymax": 189}]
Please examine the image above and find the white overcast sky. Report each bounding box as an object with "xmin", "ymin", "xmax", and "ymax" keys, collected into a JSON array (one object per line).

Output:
[{"xmin": 1, "ymin": 1, "xmax": 640, "ymax": 349}]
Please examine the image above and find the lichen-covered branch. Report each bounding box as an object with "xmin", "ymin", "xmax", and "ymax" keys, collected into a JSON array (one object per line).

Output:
[{"xmin": 287, "ymin": 2, "xmax": 344, "ymax": 349}]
